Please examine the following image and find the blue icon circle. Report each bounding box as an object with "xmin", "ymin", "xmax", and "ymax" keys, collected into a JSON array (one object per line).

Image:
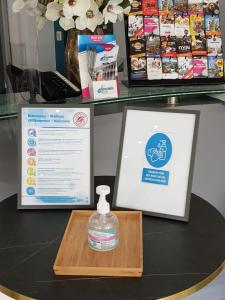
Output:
[
  {"xmin": 28, "ymin": 128, "xmax": 36, "ymax": 137},
  {"xmin": 145, "ymin": 133, "xmax": 172, "ymax": 168},
  {"xmin": 27, "ymin": 138, "xmax": 36, "ymax": 147},
  {"xmin": 26, "ymin": 187, "xmax": 35, "ymax": 195}
]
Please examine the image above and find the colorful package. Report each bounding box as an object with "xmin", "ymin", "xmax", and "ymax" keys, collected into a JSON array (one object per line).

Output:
[
  {"xmin": 175, "ymin": 14, "xmax": 190, "ymax": 36},
  {"xmin": 159, "ymin": 13, "xmax": 175, "ymax": 36},
  {"xmin": 130, "ymin": 56, "xmax": 147, "ymax": 80},
  {"xmin": 147, "ymin": 57, "xmax": 163, "ymax": 79},
  {"xmin": 77, "ymin": 35, "xmax": 119, "ymax": 99},
  {"xmin": 205, "ymin": 15, "xmax": 221, "ymax": 36},
  {"xmin": 191, "ymin": 35, "xmax": 207, "ymax": 55},
  {"xmin": 146, "ymin": 35, "xmax": 161, "ymax": 57},
  {"xmin": 162, "ymin": 57, "xmax": 178, "ymax": 79},
  {"xmin": 203, "ymin": 0, "xmax": 219, "ymax": 15},
  {"xmin": 207, "ymin": 36, "xmax": 222, "ymax": 56},
  {"xmin": 129, "ymin": 0, "xmax": 142, "ymax": 14},
  {"xmin": 174, "ymin": 0, "xmax": 188, "ymax": 12},
  {"xmin": 193, "ymin": 56, "xmax": 208, "ymax": 78},
  {"xmin": 190, "ymin": 13, "xmax": 204, "ymax": 36},
  {"xmin": 158, "ymin": 0, "xmax": 173, "ymax": 12},
  {"xmin": 142, "ymin": 0, "xmax": 158, "ymax": 15},
  {"xmin": 178, "ymin": 57, "xmax": 193, "ymax": 79},
  {"xmin": 208, "ymin": 56, "xmax": 224, "ymax": 78},
  {"xmin": 188, "ymin": 0, "xmax": 204, "ymax": 12},
  {"xmin": 130, "ymin": 39, "xmax": 146, "ymax": 57},
  {"xmin": 128, "ymin": 15, "xmax": 144, "ymax": 39},
  {"xmin": 144, "ymin": 16, "xmax": 159, "ymax": 36},
  {"xmin": 160, "ymin": 36, "xmax": 177, "ymax": 57},
  {"xmin": 177, "ymin": 36, "xmax": 192, "ymax": 56}
]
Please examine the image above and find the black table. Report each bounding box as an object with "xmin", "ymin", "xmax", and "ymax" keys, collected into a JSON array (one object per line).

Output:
[{"xmin": 0, "ymin": 176, "xmax": 225, "ymax": 300}]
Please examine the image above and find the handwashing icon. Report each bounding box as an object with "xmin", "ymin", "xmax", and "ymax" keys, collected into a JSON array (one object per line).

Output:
[
  {"xmin": 148, "ymin": 140, "xmax": 167, "ymax": 163},
  {"xmin": 145, "ymin": 133, "xmax": 172, "ymax": 168}
]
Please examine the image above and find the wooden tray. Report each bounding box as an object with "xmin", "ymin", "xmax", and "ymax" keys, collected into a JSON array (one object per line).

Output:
[{"xmin": 53, "ymin": 210, "xmax": 143, "ymax": 277}]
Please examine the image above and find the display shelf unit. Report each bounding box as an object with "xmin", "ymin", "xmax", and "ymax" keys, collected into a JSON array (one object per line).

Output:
[{"xmin": 1, "ymin": 83, "xmax": 225, "ymax": 118}]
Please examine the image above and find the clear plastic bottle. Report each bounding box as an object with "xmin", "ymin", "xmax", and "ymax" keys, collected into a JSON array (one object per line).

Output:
[{"xmin": 88, "ymin": 185, "xmax": 119, "ymax": 251}]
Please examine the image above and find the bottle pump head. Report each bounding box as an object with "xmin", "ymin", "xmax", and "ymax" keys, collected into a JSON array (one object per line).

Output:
[{"xmin": 96, "ymin": 185, "xmax": 110, "ymax": 214}]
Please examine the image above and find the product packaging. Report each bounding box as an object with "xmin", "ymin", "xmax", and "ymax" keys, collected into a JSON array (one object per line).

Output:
[
  {"xmin": 203, "ymin": 0, "xmax": 219, "ymax": 15},
  {"xmin": 207, "ymin": 36, "xmax": 222, "ymax": 56},
  {"xmin": 147, "ymin": 57, "xmax": 163, "ymax": 79},
  {"xmin": 160, "ymin": 36, "xmax": 177, "ymax": 57},
  {"xmin": 128, "ymin": 15, "xmax": 144, "ymax": 39},
  {"xmin": 178, "ymin": 56, "xmax": 194, "ymax": 79},
  {"xmin": 190, "ymin": 13, "xmax": 204, "ymax": 36},
  {"xmin": 145, "ymin": 35, "xmax": 161, "ymax": 57},
  {"xmin": 208, "ymin": 56, "xmax": 224, "ymax": 78},
  {"xmin": 159, "ymin": 13, "xmax": 175, "ymax": 36},
  {"xmin": 205, "ymin": 15, "xmax": 221, "ymax": 36},
  {"xmin": 174, "ymin": 0, "xmax": 188, "ymax": 12},
  {"xmin": 77, "ymin": 35, "xmax": 119, "ymax": 100},
  {"xmin": 144, "ymin": 16, "xmax": 159, "ymax": 36},
  {"xmin": 193, "ymin": 56, "xmax": 208, "ymax": 77},
  {"xmin": 188, "ymin": 0, "xmax": 204, "ymax": 13},
  {"xmin": 158, "ymin": 0, "xmax": 173, "ymax": 12},
  {"xmin": 191, "ymin": 35, "xmax": 207, "ymax": 55},
  {"xmin": 129, "ymin": 0, "xmax": 142, "ymax": 14},
  {"xmin": 162, "ymin": 57, "xmax": 179, "ymax": 79},
  {"xmin": 175, "ymin": 14, "xmax": 190, "ymax": 36},
  {"xmin": 142, "ymin": 0, "xmax": 158, "ymax": 15},
  {"xmin": 130, "ymin": 56, "xmax": 147, "ymax": 79},
  {"xmin": 177, "ymin": 36, "xmax": 192, "ymax": 56}
]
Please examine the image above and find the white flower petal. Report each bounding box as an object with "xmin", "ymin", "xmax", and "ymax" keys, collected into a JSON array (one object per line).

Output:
[
  {"xmin": 75, "ymin": 16, "xmax": 87, "ymax": 30},
  {"xmin": 90, "ymin": 0, "xmax": 99, "ymax": 14},
  {"xmin": 87, "ymin": 18, "xmax": 99, "ymax": 32},
  {"xmin": 59, "ymin": 16, "xmax": 75, "ymax": 30},
  {"xmin": 123, "ymin": 6, "xmax": 131, "ymax": 14},
  {"xmin": 63, "ymin": 0, "xmax": 90, "ymax": 17},
  {"xmin": 104, "ymin": 14, "xmax": 109, "ymax": 24},
  {"xmin": 46, "ymin": 3, "xmax": 62, "ymax": 21},
  {"xmin": 97, "ymin": 13, "xmax": 104, "ymax": 25},
  {"xmin": 107, "ymin": 12, "xmax": 118, "ymax": 23},
  {"xmin": 113, "ymin": 5, "xmax": 123, "ymax": 14},
  {"xmin": 63, "ymin": 2, "xmax": 75, "ymax": 18},
  {"xmin": 12, "ymin": 0, "xmax": 25, "ymax": 13}
]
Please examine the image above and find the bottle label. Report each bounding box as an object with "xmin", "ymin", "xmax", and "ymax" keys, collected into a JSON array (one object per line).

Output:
[{"xmin": 88, "ymin": 228, "xmax": 117, "ymax": 251}]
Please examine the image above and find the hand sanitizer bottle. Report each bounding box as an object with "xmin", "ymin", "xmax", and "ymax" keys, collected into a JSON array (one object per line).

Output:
[{"xmin": 88, "ymin": 185, "xmax": 119, "ymax": 251}]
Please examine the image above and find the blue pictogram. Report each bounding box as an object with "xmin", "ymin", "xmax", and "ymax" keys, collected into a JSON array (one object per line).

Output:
[{"xmin": 145, "ymin": 133, "xmax": 172, "ymax": 168}]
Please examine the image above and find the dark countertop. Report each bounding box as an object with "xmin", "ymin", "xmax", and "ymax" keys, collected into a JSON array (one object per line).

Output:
[{"xmin": 0, "ymin": 176, "xmax": 225, "ymax": 300}]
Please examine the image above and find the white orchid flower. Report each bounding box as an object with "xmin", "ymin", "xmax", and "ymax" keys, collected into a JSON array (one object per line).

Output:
[
  {"xmin": 12, "ymin": 0, "xmax": 38, "ymax": 14},
  {"xmin": 46, "ymin": 2, "xmax": 75, "ymax": 31},
  {"xmin": 103, "ymin": 0, "xmax": 123, "ymax": 24},
  {"xmin": 63, "ymin": 0, "xmax": 90, "ymax": 19},
  {"xmin": 75, "ymin": 0, "xmax": 104, "ymax": 32},
  {"xmin": 118, "ymin": 5, "xmax": 131, "ymax": 21}
]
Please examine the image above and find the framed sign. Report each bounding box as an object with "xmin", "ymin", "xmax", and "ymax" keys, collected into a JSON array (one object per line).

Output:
[
  {"xmin": 18, "ymin": 104, "xmax": 94, "ymax": 209},
  {"xmin": 113, "ymin": 107, "xmax": 200, "ymax": 221}
]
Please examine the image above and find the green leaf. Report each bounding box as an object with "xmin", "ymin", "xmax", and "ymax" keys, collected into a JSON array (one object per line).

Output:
[
  {"xmin": 102, "ymin": 0, "xmax": 110, "ymax": 7},
  {"xmin": 120, "ymin": 0, "xmax": 130, "ymax": 9}
]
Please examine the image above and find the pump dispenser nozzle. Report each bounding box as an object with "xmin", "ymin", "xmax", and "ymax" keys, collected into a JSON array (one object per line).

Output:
[{"xmin": 96, "ymin": 185, "xmax": 110, "ymax": 214}]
